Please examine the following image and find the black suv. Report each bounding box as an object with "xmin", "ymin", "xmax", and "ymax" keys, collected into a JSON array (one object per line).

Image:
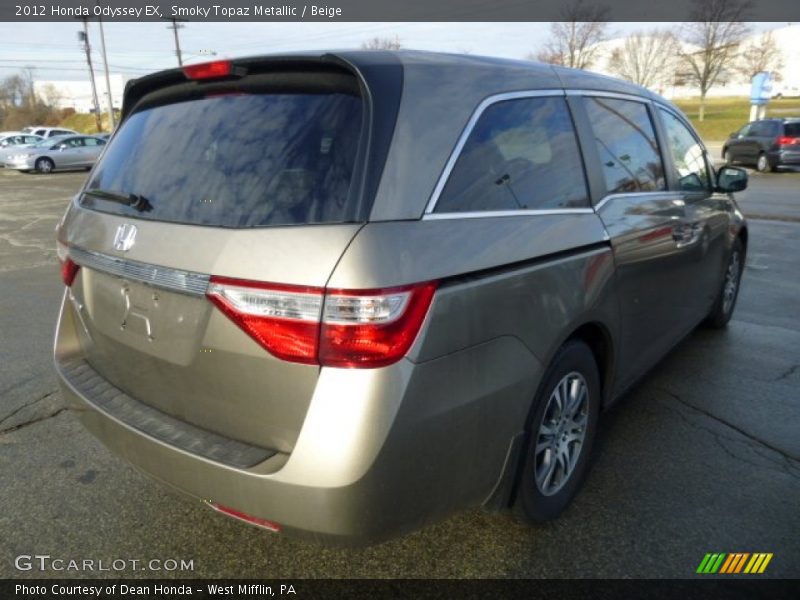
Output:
[{"xmin": 722, "ymin": 118, "xmax": 800, "ymax": 172}]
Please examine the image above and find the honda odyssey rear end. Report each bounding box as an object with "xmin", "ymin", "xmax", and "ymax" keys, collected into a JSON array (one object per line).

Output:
[{"xmin": 55, "ymin": 51, "xmax": 748, "ymax": 545}]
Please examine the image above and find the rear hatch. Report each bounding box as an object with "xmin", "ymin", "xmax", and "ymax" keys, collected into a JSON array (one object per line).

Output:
[{"xmin": 57, "ymin": 59, "xmax": 377, "ymax": 454}]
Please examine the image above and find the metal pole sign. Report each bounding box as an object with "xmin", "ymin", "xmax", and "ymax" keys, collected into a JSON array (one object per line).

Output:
[
  {"xmin": 750, "ymin": 72, "xmax": 773, "ymax": 105},
  {"xmin": 749, "ymin": 72, "xmax": 773, "ymax": 122}
]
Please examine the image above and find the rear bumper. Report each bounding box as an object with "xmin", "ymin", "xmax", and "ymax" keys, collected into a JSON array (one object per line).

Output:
[
  {"xmin": 55, "ymin": 290, "xmax": 540, "ymax": 545},
  {"xmin": 774, "ymin": 149, "xmax": 800, "ymax": 166}
]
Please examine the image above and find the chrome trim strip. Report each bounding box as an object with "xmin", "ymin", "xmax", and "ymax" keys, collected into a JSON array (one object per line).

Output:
[
  {"xmin": 565, "ymin": 89, "xmax": 653, "ymax": 104},
  {"xmin": 423, "ymin": 89, "xmax": 566, "ymax": 215},
  {"xmin": 593, "ymin": 191, "xmax": 684, "ymax": 212},
  {"xmin": 68, "ymin": 246, "xmax": 210, "ymax": 296},
  {"xmin": 423, "ymin": 208, "xmax": 594, "ymax": 220}
]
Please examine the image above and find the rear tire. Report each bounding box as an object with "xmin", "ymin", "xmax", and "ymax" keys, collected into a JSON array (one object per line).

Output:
[
  {"xmin": 514, "ymin": 340, "xmax": 600, "ymax": 522},
  {"xmin": 705, "ymin": 238, "xmax": 744, "ymax": 329},
  {"xmin": 35, "ymin": 157, "xmax": 54, "ymax": 174},
  {"xmin": 756, "ymin": 153, "xmax": 770, "ymax": 173}
]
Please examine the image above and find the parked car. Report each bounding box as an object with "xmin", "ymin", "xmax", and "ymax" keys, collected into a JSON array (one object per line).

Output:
[
  {"xmin": 0, "ymin": 133, "xmax": 43, "ymax": 147},
  {"xmin": 3, "ymin": 135, "xmax": 106, "ymax": 173},
  {"xmin": 0, "ymin": 133, "xmax": 44, "ymax": 165},
  {"xmin": 54, "ymin": 52, "xmax": 749, "ymax": 545},
  {"xmin": 722, "ymin": 118, "xmax": 800, "ymax": 172},
  {"xmin": 21, "ymin": 126, "xmax": 78, "ymax": 138}
]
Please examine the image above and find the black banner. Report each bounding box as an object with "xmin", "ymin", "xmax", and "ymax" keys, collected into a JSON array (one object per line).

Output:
[
  {"xmin": 2, "ymin": 0, "xmax": 800, "ymax": 22},
  {"xmin": 4, "ymin": 579, "xmax": 800, "ymax": 600}
]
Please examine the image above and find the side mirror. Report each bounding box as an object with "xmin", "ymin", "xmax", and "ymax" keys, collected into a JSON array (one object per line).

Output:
[
  {"xmin": 716, "ymin": 166, "xmax": 748, "ymax": 193},
  {"xmin": 729, "ymin": 131, "xmax": 738, "ymax": 139}
]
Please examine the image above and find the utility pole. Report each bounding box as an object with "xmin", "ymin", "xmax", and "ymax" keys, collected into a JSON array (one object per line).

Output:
[
  {"xmin": 77, "ymin": 20, "xmax": 102, "ymax": 133},
  {"xmin": 96, "ymin": 14, "xmax": 115, "ymax": 129},
  {"xmin": 165, "ymin": 18, "xmax": 187, "ymax": 67}
]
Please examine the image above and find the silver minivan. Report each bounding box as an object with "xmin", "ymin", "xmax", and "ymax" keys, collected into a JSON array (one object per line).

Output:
[{"xmin": 54, "ymin": 51, "xmax": 748, "ymax": 545}]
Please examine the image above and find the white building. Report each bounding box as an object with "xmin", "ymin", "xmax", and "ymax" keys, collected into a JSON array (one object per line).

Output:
[
  {"xmin": 588, "ymin": 24, "xmax": 800, "ymax": 100},
  {"xmin": 33, "ymin": 73, "xmax": 127, "ymax": 113}
]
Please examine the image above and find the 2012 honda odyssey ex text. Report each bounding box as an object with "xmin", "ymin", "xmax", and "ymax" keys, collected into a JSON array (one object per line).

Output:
[{"xmin": 54, "ymin": 51, "xmax": 749, "ymax": 545}]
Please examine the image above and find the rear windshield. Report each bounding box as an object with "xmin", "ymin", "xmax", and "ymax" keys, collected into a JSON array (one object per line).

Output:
[
  {"xmin": 785, "ymin": 122, "xmax": 800, "ymax": 137},
  {"xmin": 82, "ymin": 92, "xmax": 363, "ymax": 227}
]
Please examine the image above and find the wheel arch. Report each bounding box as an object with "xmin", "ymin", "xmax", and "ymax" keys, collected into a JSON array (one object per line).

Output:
[
  {"xmin": 562, "ymin": 321, "xmax": 615, "ymax": 407},
  {"xmin": 737, "ymin": 224, "xmax": 749, "ymax": 256}
]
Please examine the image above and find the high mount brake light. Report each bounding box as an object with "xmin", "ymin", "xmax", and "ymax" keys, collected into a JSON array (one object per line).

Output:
[
  {"xmin": 183, "ymin": 60, "xmax": 233, "ymax": 80},
  {"xmin": 206, "ymin": 277, "xmax": 438, "ymax": 368}
]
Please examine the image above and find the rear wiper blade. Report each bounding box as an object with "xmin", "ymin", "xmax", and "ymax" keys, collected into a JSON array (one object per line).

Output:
[{"xmin": 82, "ymin": 188, "xmax": 153, "ymax": 213}]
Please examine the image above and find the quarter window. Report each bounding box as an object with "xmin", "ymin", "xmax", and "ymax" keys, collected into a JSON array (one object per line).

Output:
[
  {"xmin": 584, "ymin": 97, "xmax": 665, "ymax": 194},
  {"xmin": 434, "ymin": 97, "xmax": 589, "ymax": 213},
  {"xmin": 658, "ymin": 108, "xmax": 712, "ymax": 193}
]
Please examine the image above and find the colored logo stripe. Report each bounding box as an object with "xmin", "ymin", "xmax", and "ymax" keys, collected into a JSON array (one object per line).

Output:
[
  {"xmin": 744, "ymin": 553, "xmax": 773, "ymax": 574},
  {"xmin": 697, "ymin": 552, "xmax": 773, "ymax": 574},
  {"xmin": 719, "ymin": 553, "xmax": 749, "ymax": 573},
  {"xmin": 697, "ymin": 553, "xmax": 726, "ymax": 573}
]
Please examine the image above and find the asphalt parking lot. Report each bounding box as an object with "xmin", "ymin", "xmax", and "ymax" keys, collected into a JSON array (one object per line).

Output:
[{"xmin": 0, "ymin": 167, "xmax": 798, "ymax": 579}]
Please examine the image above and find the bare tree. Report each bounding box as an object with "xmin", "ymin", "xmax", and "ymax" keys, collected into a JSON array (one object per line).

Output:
[
  {"xmin": 0, "ymin": 68, "xmax": 62, "ymax": 130},
  {"xmin": 607, "ymin": 30, "xmax": 679, "ymax": 92},
  {"xmin": 531, "ymin": 0, "xmax": 610, "ymax": 69},
  {"xmin": 39, "ymin": 83, "xmax": 64, "ymax": 109},
  {"xmin": 361, "ymin": 35, "xmax": 402, "ymax": 51},
  {"xmin": 677, "ymin": 0, "xmax": 752, "ymax": 121},
  {"xmin": 735, "ymin": 30, "xmax": 784, "ymax": 82}
]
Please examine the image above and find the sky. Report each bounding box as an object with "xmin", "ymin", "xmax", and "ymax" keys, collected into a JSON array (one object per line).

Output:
[{"xmin": 0, "ymin": 21, "xmax": 786, "ymax": 81}]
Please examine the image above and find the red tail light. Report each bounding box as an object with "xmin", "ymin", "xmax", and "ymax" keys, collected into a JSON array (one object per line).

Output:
[
  {"xmin": 778, "ymin": 136, "xmax": 799, "ymax": 146},
  {"xmin": 206, "ymin": 277, "xmax": 438, "ymax": 368},
  {"xmin": 207, "ymin": 502, "xmax": 281, "ymax": 533},
  {"xmin": 207, "ymin": 277, "xmax": 323, "ymax": 365},
  {"xmin": 183, "ymin": 60, "xmax": 232, "ymax": 80},
  {"xmin": 320, "ymin": 283, "xmax": 438, "ymax": 368},
  {"xmin": 56, "ymin": 241, "xmax": 80, "ymax": 287},
  {"xmin": 61, "ymin": 259, "xmax": 80, "ymax": 287}
]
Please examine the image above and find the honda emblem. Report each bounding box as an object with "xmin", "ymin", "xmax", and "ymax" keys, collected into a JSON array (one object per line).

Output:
[{"xmin": 113, "ymin": 224, "xmax": 137, "ymax": 252}]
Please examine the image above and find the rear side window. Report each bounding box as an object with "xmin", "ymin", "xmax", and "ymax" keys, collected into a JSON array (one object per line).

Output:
[
  {"xmin": 434, "ymin": 97, "xmax": 589, "ymax": 213},
  {"xmin": 658, "ymin": 108, "xmax": 712, "ymax": 193},
  {"xmin": 785, "ymin": 122, "xmax": 800, "ymax": 137},
  {"xmin": 584, "ymin": 97, "xmax": 665, "ymax": 194},
  {"xmin": 82, "ymin": 92, "xmax": 363, "ymax": 228},
  {"xmin": 749, "ymin": 121, "xmax": 778, "ymax": 137}
]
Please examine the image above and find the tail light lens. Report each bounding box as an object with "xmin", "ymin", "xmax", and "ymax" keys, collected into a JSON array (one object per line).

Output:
[
  {"xmin": 56, "ymin": 241, "xmax": 80, "ymax": 287},
  {"xmin": 778, "ymin": 136, "xmax": 799, "ymax": 146},
  {"xmin": 320, "ymin": 283, "xmax": 438, "ymax": 368},
  {"xmin": 207, "ymin": 277, "xmax": 323, "ymax": 365},
  {"xmin": 207, "ymin": 277, "xmax": 437, "ymax": 368}
]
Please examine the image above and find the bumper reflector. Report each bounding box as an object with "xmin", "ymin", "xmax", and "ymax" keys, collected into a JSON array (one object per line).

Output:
[{"xmin": 206, "ymin": 501, "xmax": 281, "ymax": 533}]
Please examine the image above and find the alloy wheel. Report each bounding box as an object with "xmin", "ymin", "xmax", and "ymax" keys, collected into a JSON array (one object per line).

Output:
[
  {"xmin": 722, "ymin": 250, "xmax": 741, "ymax": 315},
  {"xmin": 36, "ymin": 158, "xmax": 53, "ymax": 174},
  {"xmin": 534, "ymin": 371, "xmax": 589, "ymax": 496}
]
